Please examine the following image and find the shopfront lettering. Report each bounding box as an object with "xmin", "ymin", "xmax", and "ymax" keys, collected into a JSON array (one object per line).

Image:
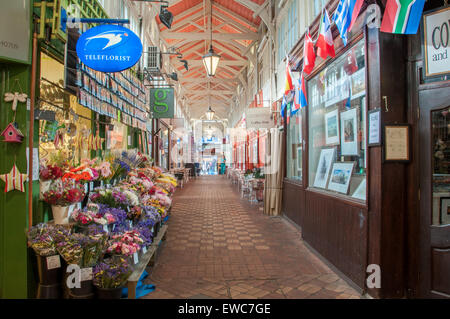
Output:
[
  {"xmin": 424, "ymin": 7, "xmax": 450, "ymax": 77},
  {"xmin": 0, "ymin": 40, "xmax": 19, "ymax": 50},
  {"xmin": 84, "ymin": 54, "xmax": 132, "ymax": 62},
  {"xmin": 76, "ymin": 24, "xmax": 142, "ymax": 72}
]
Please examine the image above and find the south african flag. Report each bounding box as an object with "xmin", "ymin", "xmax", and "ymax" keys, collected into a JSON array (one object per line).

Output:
[{"xmin": 380, "ymin": 0, "xmax": 426, "ymax": 34}]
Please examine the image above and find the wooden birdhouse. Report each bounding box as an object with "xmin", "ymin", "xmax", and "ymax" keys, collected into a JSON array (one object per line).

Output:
[{"xmin": 1, "ymin": 122, "xmax": 24, "ymax": 143}]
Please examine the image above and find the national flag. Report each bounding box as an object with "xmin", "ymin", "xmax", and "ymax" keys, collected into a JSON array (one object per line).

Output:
[
  {"xmin": 333, "ymin": 0, "xmax": 364, "ymax": 46},
  {"xmin": 294, "ymin": 72, "xmax": 307, "ymax": 112},
  {"xmin": 380, "ymin": 0, "xmax": 426, "ymax": 34},
  {"xmin": 316, "ymin": 8, "xmax": 336, "ymax": 60},
  {"xmin": 303, "ymin": 31, "xmax": 316, "ymax": 74},
  {"xmin": 280, "ymin": 95, "xmax": 287, "ymax": 118},
  {"xmin": 285, "ymin": 57, "xmax": 294, "ymax": 94}
]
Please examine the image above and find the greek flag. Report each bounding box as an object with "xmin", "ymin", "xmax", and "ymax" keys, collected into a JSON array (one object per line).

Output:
[{"xmin": 334, "ymin": 0, "xmax": 351, "ymax": 46}]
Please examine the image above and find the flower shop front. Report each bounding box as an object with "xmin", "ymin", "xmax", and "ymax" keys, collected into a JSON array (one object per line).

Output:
[{"xmin": 29, "ymin": 151, "xmax": 178, "ymax": 299}]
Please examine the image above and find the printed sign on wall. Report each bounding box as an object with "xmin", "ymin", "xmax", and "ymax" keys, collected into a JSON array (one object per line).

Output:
[
  {"xmin": 76, "ymin": 24, "xmax": 142, "ymax": 72},
  {"xmin": 0, "ymin": 0, "xmax": 31, "ymax": 64},
  {"xmin": 150, "ymin": 88, "xmax": 174, "ymax": 119},
  {"xmin": 423, "ymin": 7, "xmax": 450, "ymax": 77}
]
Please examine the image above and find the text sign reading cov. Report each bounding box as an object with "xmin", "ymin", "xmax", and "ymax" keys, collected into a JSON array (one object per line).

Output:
[
  {"xmin": 76, "ymin": 25, "xmax": 143, "ymax": 73},
  {"xmin": 423, "ymin": 7, "xmax": 450, "ymax": 77},
  {"xmin": 150, "ymin": 88, "xmax": 174, "ymax": 119}
]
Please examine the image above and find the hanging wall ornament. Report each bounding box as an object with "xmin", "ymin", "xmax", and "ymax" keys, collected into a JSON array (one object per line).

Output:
[
  {"xmin": 0, "ymin": 164, "xmax": 27, "ymax": 192},
  {"xmin": 4, "ymin": 92, "xmax": 28, "ymax": 112},
  {"xmin": 1, "ymin": 122, "xmax": 24, "ymax": 143}
]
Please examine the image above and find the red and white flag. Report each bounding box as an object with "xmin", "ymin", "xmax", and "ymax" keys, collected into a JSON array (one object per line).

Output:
[
  {"xmin": 303, "ymin": 31, "xmax": 316, "ymax": 75},
  {"xmin": 316, "ymin": 9, "xmax": 335, "ymax": 60}
]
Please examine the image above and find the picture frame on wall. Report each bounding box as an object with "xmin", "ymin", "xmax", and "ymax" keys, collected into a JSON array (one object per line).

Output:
[
  {"xmin": 351, "ymin": 68, "xmax": 365, "ymax": 99},
  {"xmin": 384, "ymin": 124, "xmax": 411, "ymax": 162},
  {"xmin": 313, "ymin": 148, "xmax": 335, "ymax": 189},
  {"xmin": 297, "ymin": 146, "xmax": 302, "ymax": 177},
  {"xmin": 340, "ymin": 108, "xmax": 359, "ymax": 155},
  {"xmin": 327, "ymin": 162, "xmax": 355, "ymax": 194},
  {"xmin": 325, "ymin": 109, "xmax": 340, "ymax": 145},
  {"xmin": 439, "ymin": 197, "xmax": 450, "ymax": 225}
]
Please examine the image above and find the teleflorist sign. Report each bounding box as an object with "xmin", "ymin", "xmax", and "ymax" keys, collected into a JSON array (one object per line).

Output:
[
  {"xmin": 423, "ymin": 6, "xmax": 450, "ymax": 77},
  {"xmin": 76, "ymin": 24, "xmax": 142, "ymax": 72},
  {"xmin": 150, "ymin": 88, "xmax": 174, "ymax": 119}
]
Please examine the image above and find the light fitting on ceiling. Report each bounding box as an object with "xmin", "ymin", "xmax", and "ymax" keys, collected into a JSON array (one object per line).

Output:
[
  {"xmin": 159, "ymin": 5, "xmax": 173, "ymax": 29},
  {"xmin": 205, "ymin": 105, "xmax": 215, "ymax": 120},
  {"xmin": 202, "ymin": 0, "xmax": 221, "ymax": 77}
]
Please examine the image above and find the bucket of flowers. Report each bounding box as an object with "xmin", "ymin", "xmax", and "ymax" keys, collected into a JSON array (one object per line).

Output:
[
  {"xmin": 93, "ymin": 256, "xmax": 132, "ymax": 299},
  {"xmin": 42, "ymin": 179, "xmax": 86, "ymax": 224},
  {"xmin": 56, "ymin": 232, "xmax": 107, "ymax": 298},
  {"xmin": 69, "ymin": 203, "xmax": 108, "ymax": 233},
  {"xmin": 26, "ymin": 223, "xmax": 70, "ymax": 295}
]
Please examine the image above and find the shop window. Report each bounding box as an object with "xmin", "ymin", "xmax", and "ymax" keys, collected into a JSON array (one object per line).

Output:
[
  {"xmin": 286, "ymin": 110, "xmax": 302, "ymax": 181},
  {"xmin": 432, "ymin": 107, "xmax": 450, "ymax": 226},
  {"xmin": 307, "ymin": 40, "xmax": 367, "ymax": 201}
]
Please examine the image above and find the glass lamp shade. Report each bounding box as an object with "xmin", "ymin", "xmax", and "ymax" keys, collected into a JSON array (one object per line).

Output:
[
  {"xmin": 202, "ymin": 46, "xmax": 221, "ymax": 77},
  {"xmin": 205, "ymin": 106, "xmax": 215, "ymax": 120}
]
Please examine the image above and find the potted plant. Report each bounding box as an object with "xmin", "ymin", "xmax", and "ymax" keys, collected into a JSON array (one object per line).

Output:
[{"xmin": 93, "ymin": 256, "xmax": 132, "ymax": 299}]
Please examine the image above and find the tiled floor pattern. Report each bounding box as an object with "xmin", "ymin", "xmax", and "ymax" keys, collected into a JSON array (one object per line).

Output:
[{"xmin": 142, "ymin": 176, "xmax": 361, "ymax": 299}]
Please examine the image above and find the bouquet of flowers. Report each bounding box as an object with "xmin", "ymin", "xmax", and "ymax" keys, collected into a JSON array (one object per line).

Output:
[
  {"xmin": 89, "ymin": 188, "xmax": 129, "ymax": 210},
  {"xmin": 93, "ymin": 256, "xmax": 132, "ymax": 288},
  {"xmin": 97, "ymin": 204, "xmax": 127, "ymax": 225},
  {"xmin": 42, "ymin": 179, "xmax": 86, "ymax": 206},
  {"xmin": 95, "ymin": 161, "xmax": 113, "ymax": 183},
  {"xmin": 134, "ymin": 218, "xmax": 155, "ymax": 247},
  {"xmin": 62, "ymin": 165, "xmax": 99, "ymax": 182},
  {"xmin": 26, "ymin": 223, "xmax": 70, "ymax": 256},
  {"xmin": 107, "ymin": 230, "xmax": 144, "ymax": 256},
  {"xmin": 56, "ymin": 232, "xmax": 107, "ymax": 267},
  {"xmin": 70, "ymin": 203, "xmax": 107, "ymax": 226},
  {"xmin": 39, "ymin": 164, "xmax": 64, "ymax": 181}
]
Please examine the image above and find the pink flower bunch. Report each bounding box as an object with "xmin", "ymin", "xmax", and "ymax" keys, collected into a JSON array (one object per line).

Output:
[
  {"xmin": 106, "ymin": 241, "xmax": 140, "ymax": 256},
  {"xmin": 70, "ymin": 204, "xmax": 107, "ymax": 225},
  {"xmin": 96, "ymin": 162, "xmax": 112, "ymax": 179},
  {"xmin": 112, "ymin": 230, "xmax": 144, "ymax": 245}
]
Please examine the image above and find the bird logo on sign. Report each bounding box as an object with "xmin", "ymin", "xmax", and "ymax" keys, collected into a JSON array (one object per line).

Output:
[{"xmin": 85, "ymin": 31, "xmax": 129, "ymax": 50}]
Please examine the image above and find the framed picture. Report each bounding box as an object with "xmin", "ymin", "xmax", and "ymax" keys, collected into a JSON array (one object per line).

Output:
[
  {"xmin": 384, "ymin": 124, "xmax": 411, "ymax": 162},
  {"xmin": 439, "ymin": 197, "xmax": 450, "ymax": 225},
  {"xmin": 313, "ymin": 148, "xmax": 335, "ymax": 189},
  {"xmin": 368, "ymin": 109, "xmax": 381, "ymax": 146},
  {"xmin": 297, "ymin": 146, "xmax": 302, "ymax": 177},
  {"xmin": 325, "ymin": 109, "xmax": 340, "ymax": 145},
  {"xmin": 351, "ymin": 68, "xmax": 365, "ymax": 98},
  {"xmin": 340, "ymin": 108, "xmax": 358, "ymax": 155},
  {"xmin": 352, "ymin": 178, "xmax": 366, "ymax": 201},
  {"xmin": 327, "ymin": 162, "xmax": 355, "ymax": 194}
]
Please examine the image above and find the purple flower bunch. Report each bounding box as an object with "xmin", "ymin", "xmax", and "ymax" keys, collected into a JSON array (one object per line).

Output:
[
  {"xmin": 97, "ymin": 204, "xmax": 127, "ymax": 224},
  {"xmin": 110, "ymin": 220, "xmax": 132, "ymax": 235},
  {"xmin": 27, "ymin": 223, "xmax": 71, "ymax": 256},
  {"xmin": 135, "ymin": 218, "xmax": 155, "ymax": 247},
  {"xmin": 93, "ymin": 256, "xmax": 132, "ymax": 288},
  {"xmin": 142, "ymin": 206, "xmax": 162, "ymax": 224}
]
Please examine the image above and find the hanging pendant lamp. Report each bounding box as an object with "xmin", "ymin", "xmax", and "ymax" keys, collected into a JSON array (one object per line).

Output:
[{"xmin": 202, "ymin": 1, "xmax": 221, "ymax": 77}]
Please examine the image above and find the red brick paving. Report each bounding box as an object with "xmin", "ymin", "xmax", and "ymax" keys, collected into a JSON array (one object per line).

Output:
[{"xmin": 142, "ymin": 176, "xmax": 361, "ymax": 299}]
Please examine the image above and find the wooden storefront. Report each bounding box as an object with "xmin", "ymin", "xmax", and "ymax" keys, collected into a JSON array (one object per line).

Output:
[{"xmin": 281, "ymin": 0, "xmax": 450, "ymax": 298}]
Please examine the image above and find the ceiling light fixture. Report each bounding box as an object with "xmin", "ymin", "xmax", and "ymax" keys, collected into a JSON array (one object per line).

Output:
[{"xmin": 202, "ymin": 0, "xmax": 221, "ymax": 77}]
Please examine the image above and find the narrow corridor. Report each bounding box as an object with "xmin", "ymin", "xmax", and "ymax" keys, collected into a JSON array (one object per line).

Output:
[{"xmin": 143, "ymin": 176, "xmax": 361, "ymax": 299}]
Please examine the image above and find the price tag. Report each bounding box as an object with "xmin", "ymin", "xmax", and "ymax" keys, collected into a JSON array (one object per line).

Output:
[
  {"xmin": 133, "ymin": 252, "xmax": 139, "ymax": 264},
  {"xmin": 84, "ymin": 184, "xmax": 88, "ymax": 193},
  {"xmin": 129, "ymin": 220, "xmax": 133, "ymax": 227},
  {"xmin": 80, "ymin": 267, "xmax": 93, "ymax": 281},
  {"xmin": 46, "ymin": 255, "xmax": 61, "ymax": 270},
  {"xmin": 77, "ymin": 202, "xmax": 82, "ymax": 210},
  {"xmin": 100, "ymin": 181, "xmax": 104, "ymax": 187},
  {"xmin": 89, "ymin": 182, "xmax": 94, "ymax": 190},
  {"xmin": 103, "ymin": 224, "xmax": 108, "ymax": 232},
  {"xmin": 142, "ymin": 246, "xmax": 147, "ymax": 254},
  {"xmin": 112, "ymin": 224, "xmax": 116, "ymax": 231}
]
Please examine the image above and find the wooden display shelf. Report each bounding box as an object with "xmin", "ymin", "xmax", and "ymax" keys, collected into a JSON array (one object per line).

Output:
[{"xmin": 126, "ymin": 224, "xmax": 168, "ymax": 299}]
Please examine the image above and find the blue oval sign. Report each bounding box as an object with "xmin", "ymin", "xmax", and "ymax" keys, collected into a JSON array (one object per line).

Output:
[{"xmin": 76, "ymin": 24, "xmax": 143, "ymax": 73}]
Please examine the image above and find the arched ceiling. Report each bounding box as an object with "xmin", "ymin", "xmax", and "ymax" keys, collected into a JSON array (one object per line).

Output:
[{"xmin": 155, "ymin": 0, "xmax": 264, "ymax": 120}]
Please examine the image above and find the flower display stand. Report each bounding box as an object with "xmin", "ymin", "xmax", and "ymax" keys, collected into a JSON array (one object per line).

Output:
[{"xmin": 126, "ymin": 224, "xmax": 168, "ymax": 299}]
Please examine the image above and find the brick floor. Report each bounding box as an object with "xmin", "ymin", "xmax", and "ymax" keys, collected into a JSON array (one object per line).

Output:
[{"xmin": 142, "ymin": 176, "xmax": 361, "ymax": 299}]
